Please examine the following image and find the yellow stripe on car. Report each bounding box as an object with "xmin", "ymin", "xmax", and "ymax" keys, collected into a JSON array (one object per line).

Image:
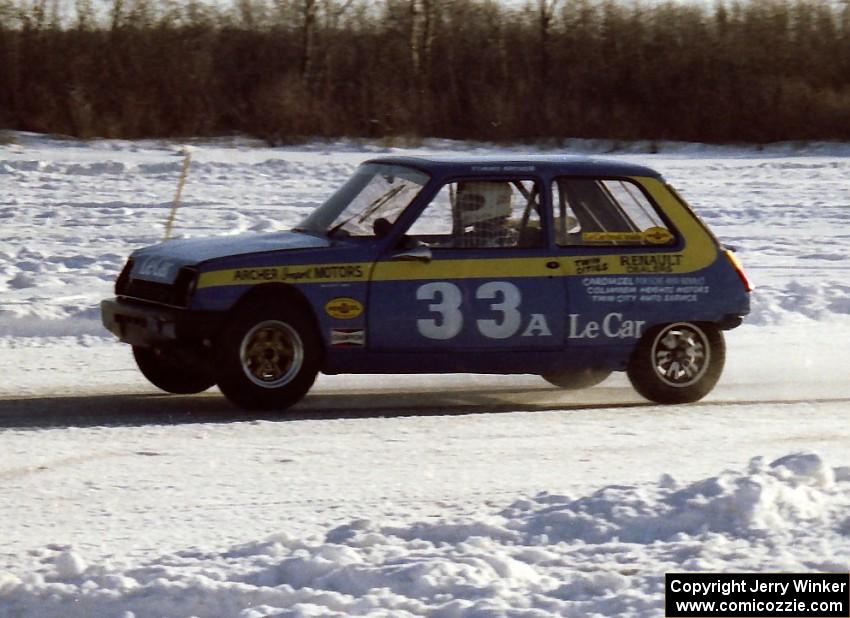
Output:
[{"xmin": 197, "ymin": 263, "xmax": 371, "ymax": 288}]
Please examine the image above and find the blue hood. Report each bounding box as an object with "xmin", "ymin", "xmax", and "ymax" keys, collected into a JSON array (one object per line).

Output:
[{"xmin": 130, "ymin": 231, "xmax": 330, "ymax": 284}]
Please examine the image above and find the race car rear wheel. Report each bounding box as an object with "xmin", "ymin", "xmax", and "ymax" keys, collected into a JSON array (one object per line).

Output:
[
  {"xmin": 132, "ymin": 346, "xmax": 215, "ymax": 394},
  {"xmin": 627, "ymin": 321, "xmax": 724, "ymax": 404},
  {"xmin": 542, "ymin": 368, "xmax": 611, "ymax": 390},
  {"xmin": 215, "ymin": 303, "xmax": 320, "ymax": 410}
]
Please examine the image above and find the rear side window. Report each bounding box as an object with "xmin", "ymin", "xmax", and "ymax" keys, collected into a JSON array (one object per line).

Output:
[{"xmin": 552, "ymin": 178, "xmax": 675, "ymax": 246}]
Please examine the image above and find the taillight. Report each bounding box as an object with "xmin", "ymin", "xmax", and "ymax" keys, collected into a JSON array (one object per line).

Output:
[{"xmin": 724, "ymin": 249, "xmax": 753, "ymax": 292}]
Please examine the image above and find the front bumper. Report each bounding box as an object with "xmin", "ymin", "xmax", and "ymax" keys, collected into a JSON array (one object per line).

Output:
[{"xmin": 101, "ymin": 297, "xmax": 224, "ymax": 348}]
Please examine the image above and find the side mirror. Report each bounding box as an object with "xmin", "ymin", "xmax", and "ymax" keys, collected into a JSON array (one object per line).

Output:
[{"xmin": 391, "ymin": 245, "xmax": 432, "ymax": 263}]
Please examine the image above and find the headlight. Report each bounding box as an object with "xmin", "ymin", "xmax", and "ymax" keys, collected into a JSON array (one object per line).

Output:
[{"xmin": 174, "ymin": 267, "xmax": 199, "ymax": 307}]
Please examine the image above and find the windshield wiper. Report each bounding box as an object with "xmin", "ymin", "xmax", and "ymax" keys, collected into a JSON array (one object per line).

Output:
[{"xmin": 327, "ymin": 185, "xmax": 405, "ymax": 237}]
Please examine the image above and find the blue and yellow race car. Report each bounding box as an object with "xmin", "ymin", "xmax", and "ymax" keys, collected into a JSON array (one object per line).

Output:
[{"xmin": 101, "ymin": 155, "xmax": 752, "ymax": 410}]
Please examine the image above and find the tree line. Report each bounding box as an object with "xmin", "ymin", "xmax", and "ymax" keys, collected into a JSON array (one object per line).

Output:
[{"xmin": 1, "ymin": 0, "xmax": 850, "ymax": 144}]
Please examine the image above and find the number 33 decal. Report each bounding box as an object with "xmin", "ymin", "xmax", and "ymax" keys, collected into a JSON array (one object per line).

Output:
[{"xmin": 416, "ymin": 281, "xmax": 551, "ymax": 340}]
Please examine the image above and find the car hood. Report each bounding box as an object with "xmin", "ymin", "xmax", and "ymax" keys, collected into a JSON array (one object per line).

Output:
[{"xmin": 130, "ymin": 231, "xmax": 330, "ymax": 284}]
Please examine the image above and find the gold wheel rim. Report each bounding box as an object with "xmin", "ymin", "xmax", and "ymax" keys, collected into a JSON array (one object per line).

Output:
[{"xmin": 239, "ymin": 320, "xmax": 304, "ymax": 388}]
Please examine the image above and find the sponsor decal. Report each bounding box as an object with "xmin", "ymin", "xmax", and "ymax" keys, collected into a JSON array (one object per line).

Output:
[
  {"xmin": 580, "ymin": 275, "xmax": 711, "ymax": 304},
  {"xmin": 582, "ymin": 231, "xmax": 645, "ymax": 244},
  {"xmin": 198, "ymin": 262, "xmax": 369, "ymax": 289},
  {"xmin": 231, "ymin": 264, "xmax": 365, "ymax": 283},
  {"xmin": 568, "ymin": 312, "xmax": 645, "ymax": 340},
  {"xmin": 325, "ymin": 297, "xmax": 364, "ymax": 319},
  {"xmin": 469, "ymin": 165, "xmax": 536, "ymax": 172},
  {"xmin": 136, "ymin": 255, "xmax": 175, "ymax": 280},
  {"xmin": 636, "ymin": 275, "xmax": 710, "ymax": 303},
  {"xmin": 231, "ymin": 267, "xmax": 279, "ymax": 282},
  {"xmin": 619, "ymin": 254, "xmax": 684, "ymax": 273},
  {"xmin": 581, "ymin": 276, "xmax": 638, "ymax": 304},
  {"xmin": 574, "ymin": 256, "xmax": 609, "ymax": 275},
  {"xmin": 643, "ymin": 226, "xmax": 675, "ymax": 245},
  {"xmin": 330, "ymin": 328, "xmax": 365, "ymax": 347},
  {"xmin": 581, "ymin": 228, "xmax": 674, "ymax": 245}
]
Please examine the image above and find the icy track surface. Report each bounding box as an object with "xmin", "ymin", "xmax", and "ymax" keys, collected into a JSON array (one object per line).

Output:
[{"xmin": 1, "ymin": 134, "xmax": 850, "ymax": 617}]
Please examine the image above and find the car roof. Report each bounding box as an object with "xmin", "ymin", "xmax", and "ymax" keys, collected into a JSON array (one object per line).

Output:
[{"xmin": 363, "ymin": 154, "xmax": 662, "ymax": 179}]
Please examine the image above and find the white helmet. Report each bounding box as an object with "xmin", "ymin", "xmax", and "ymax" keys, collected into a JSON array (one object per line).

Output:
[{"xmin": 456, "ymin": 182, "xmax": 512, "ymax": 227}]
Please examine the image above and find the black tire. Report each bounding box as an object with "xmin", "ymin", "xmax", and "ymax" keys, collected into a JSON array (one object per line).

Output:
[
  {"xmin": 214, "ymin": 302, "xmax": 321, "ymax": 410},
  {"xmin": 132, "ymin": 346, "xmax": 215, "ymax": 395},
  {"xmin": 542, "ymin": 368, "xmax": 611, "ymax": 390},
  {"xmin": 627, "ymin": 321, "xmax": 725, "ymax": 404}
]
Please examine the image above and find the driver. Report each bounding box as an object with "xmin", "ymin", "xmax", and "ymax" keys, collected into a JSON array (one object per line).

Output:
[{"xmin": 454, "ymin": 182, "xmax": 517, "ymax": 248}]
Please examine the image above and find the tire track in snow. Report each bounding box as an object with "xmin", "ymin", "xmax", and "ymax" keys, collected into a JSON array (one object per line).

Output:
[{"xmin": 0, "ymin": 386, "xmax": 848, "ymax": 430}]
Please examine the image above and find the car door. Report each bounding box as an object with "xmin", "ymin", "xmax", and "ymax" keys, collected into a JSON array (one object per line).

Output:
[{"xmin": 367, "ymin": 177, "xmax": 565, "ymax": 351}]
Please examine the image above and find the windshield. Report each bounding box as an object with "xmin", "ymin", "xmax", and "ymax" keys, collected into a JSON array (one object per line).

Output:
[{"xmin": 297, "ymin": 164, "xmax": 430, "ymax": 237}]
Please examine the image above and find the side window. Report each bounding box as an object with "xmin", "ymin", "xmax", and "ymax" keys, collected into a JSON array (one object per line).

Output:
[
  {"xmin": 407, "ymin": 179, "xmax": 543, "ymax": 249},
  {"xmin": 552, "ymin": 178, "xmax": 675, "ymax": 246}
]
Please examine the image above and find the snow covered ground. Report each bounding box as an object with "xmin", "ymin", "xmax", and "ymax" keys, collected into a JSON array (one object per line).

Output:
[{"xmin": 1, "ymin": 134, "xmax": 849, "ymax": 616}]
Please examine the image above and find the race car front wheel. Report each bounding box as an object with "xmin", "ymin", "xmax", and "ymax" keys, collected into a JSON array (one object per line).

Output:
[
  {"xmin": 215, "ymin": 303, "xmax": 320, "ymax": 410},
  {"xmin": 132, "ymin": 346, "xmax": 215, "ymax": 394},
  {"xmin": 626, "ymin": 321, "xmax": 725, "ymax": 404}
]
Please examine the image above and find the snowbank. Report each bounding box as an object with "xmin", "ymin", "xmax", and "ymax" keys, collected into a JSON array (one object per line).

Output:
[{"xmin": 1, "ymin": 453, "xmax": 848, "ymax": 617}]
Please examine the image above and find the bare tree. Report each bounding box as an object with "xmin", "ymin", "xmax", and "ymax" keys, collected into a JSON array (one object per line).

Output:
[
  {"xmin": 537, "ymin": 0, "xmax": 558, "ymax": 86},
  {"xmin": 410, "ymin": 0, "xmax": 437, "ymax": 132}
]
